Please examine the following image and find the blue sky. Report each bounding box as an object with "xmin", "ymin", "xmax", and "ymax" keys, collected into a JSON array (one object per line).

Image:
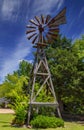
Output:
[{"xmin": 0, "ymin": 0, "xmax": 84, "ymax": 84}]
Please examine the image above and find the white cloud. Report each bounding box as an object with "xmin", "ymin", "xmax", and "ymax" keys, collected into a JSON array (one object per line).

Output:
[
  {"xmin": 31, "ymin": 0, "xmax": 64, "ymax": 16},
  {"xmin": 1, "ymin": 0, "xmax": 21, "ymax": 21},
  {"xmin": 72, "ymin": 29, "xmax": 84, "ymax": 42},
  {"xmin": 1, "ymin": 0, "xmax": 64, "ymax": 21},
  {"xmin": 78, "ymin": 7, "xmax": 84, "ymax": 19},
  {"xmin": 57, "ymin": 0, "xmax": 64, "ymax": 10},
  {"xmin": 0, "ymin": 36, "xmax": 32, "ymax": 83}
]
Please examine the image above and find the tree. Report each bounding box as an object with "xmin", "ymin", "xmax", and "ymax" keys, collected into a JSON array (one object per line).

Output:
[
  {"xmin": 0, "ymin": 70, "xmax": 29, "ymax": 125},
  {"xmin": 17, "ymin": 60, "xmax": 32, "ymax": 77},
  {"xmin": 71, "ymin": 36, "xmax": 84, "ymax": 114},
  {"xmin": 0, "ymin": 72, "xmax": 28, "ymax": 106},
  {"xmin": 46, "ymin": 35, "xmax": 84, "ymax": 114},
  {"xmin": 72, "ymin": 35, "xmax": 84, "ymax": 59}
]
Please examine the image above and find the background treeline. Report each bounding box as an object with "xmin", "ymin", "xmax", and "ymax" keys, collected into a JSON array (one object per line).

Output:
[{"xmin": 0, "ymin": 35, "xmax": 84, "ymax": 116}]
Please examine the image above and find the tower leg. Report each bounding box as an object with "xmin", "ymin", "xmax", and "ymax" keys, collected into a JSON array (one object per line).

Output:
[
  {"xmin": 44, "ymin": 56, "xmax": 62, "ymax": 118},
  {"xmin": 57, "ymin": 106, "xmax": 62, "ymax": 118},
  {"xmin": 27, "ymin": 104, "xmax": 31, "ymax": 126},
  {"xmin": 27, "ymin": 56, "xmax": 37, "ymax": 125}
]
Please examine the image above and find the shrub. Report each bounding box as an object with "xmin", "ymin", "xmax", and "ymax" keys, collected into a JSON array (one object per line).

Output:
[
  {"xmin": 12, "ymin": 103, "xmax": 27, "ymax": 126},
  {"xmin": 30, "ymin": 115, "xmax": 64, "ymax": 128}
]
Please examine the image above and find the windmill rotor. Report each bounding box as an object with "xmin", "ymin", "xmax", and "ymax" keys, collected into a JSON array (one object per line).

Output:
[{"xmin": 26, "ymin": 7, "xmax": 66, "ymax": 45}]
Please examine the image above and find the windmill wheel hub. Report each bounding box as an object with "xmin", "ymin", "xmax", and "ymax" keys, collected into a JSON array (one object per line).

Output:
[{"xmin": 38, "ymin": 24, "xmax": 44, "ymax": 33}]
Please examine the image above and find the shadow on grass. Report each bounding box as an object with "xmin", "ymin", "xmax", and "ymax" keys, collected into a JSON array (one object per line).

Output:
[
  {"xmin": 2, "ymin": 124, "xmax": 42, "ymax": 130},
  {"xmin": 0, "ymin": 121, "xmax": 10, "ymax": 123},
  {"xmin": 2, "ymin": 125, "xmax": 21, "ymax": 129},
  {"xmin": 76, "ymin": 121, "xmax": 84, "ymax": 125},
  {"xmin": 1, "ymin": 122, "xmax": 11, "ymax": 128},
  {"xmin": 2, "ymin": 125, "xmax": 10, "ymax": 127}
]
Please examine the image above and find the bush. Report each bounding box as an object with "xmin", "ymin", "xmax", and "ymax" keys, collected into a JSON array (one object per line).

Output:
[
  {"xmin": 12, "ymin": 103, "xmax": 27, "ymax": 126},
  {"xmin": 30, "ymin": 115, "xmax": 64, "ymax": 128}
]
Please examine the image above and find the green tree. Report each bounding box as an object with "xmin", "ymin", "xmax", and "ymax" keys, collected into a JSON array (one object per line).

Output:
[
  {"xmin": 71, "ymin": 36, "xmax": 84, "ymax": 114},
  {"xmin": 46, "ymin": 35, "xmax": 84, "ymax": 114},
  {"xmin": 72, "ymin": 35, "xmax": 84, "ymax": 59},
  {"xmin": 17, "ymin": 60, "xmax": 32, "ymax": 77},
  {"xmin": 0, "ymin": 73, "xmax": 28, "ymax": 106},
  {"xmin": 0, "ymin": 72, "xmax": 29, "ymax": 125}
]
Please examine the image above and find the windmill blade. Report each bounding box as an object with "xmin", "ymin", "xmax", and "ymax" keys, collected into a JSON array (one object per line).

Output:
[
  {"xmin": 32, "ymin": 35, "xmax": 39, "ymax": 44},
  {"xmin": 41, "ymin": 14, "xmax": 44, "ymax": 24},
  {"xmin": 47, "ymin": 32, "xmax": 58, "ymax": 37},
  {"xmin": 27, "ymin": 33, "xmax": 37, "ymax": 40},
  {"xmin": 45, "ymin": 15, "xmax": 51, "ymax": 24},
  {"xmin": 49, "ymin": 28, "xmax": 59, "ymax": 33},
  {"xmin": 48, "ymin": 24, "xmax": 58, "ymax": 28},
  {"xmin": 48, "ymin": 31, "xmax": 59, "ymax": 36},
  {"xmin": 47, "ymin": 33, "xmax": 58, "ymax": 40},
  {"xmin": 26, "ymin": 29, "xmax": 36, "ymax": 34},
  {"xmin": 29, "ymin": 19, "xmax": 39, "ymax": 26},
  {"xmin": 48, "ymin": 7, "xmax": 66, "ymax": 25},
  {"xmin": 35, "ymin": 16, "xmax": 41, "ymax": 24},
  {"xmin": 50, "ymin": 34, "xmax": 58, "ymax": 40},
  {"xmin": 48, "ymin": 30, "xmax": 59, "ymax": 34},
  {"xmin": 26, "ymin": 25, "xmax": 36, "ymax": 29},
  {"xmin": 46, "ymin": 34, "xmax": 54, "ymax": 43}
]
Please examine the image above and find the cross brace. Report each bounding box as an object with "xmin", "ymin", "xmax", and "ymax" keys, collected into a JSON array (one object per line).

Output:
[{"xmin": 27, "ymin": 47, "xmax": 61, "ymax": 125}]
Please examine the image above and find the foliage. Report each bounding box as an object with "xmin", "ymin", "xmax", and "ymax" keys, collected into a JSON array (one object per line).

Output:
[
  {"xmin": 30, "ymin": 115, "xmax": 64, "ymax": 128},
  {"xmin": 72, "ymin": 35, "xmax": 84, "ymax": 59},
  {"xmin": 30, "ymin": 83, "xmax": 56, "ymax": 118},
  {"xmin": 38, "ymin": 106, "xmax": 55, "ymax": 116},
  {"xmin": 12, "ymin": 103, "xmax": 27, "ymax": 126},
  {"xmin": 34, "ymin": 83, "xmax": 54, "ymax": 102},
  {"xmin": 17, "ymin": 60, "xmax": 32, "ymax": 77},
  {"xmin": 46, "ymin": 35, "xmax": 84, "ymax": 114},
  {"xmin": 0, "ymin": 73, "xmax": 28, "ymax": 107},
  {"xmin": 0, "ymin": 61, "xmax": 30, "ymax": 125}
]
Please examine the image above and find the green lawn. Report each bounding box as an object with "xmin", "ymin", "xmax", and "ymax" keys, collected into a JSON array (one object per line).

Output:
[{"xmin": 0, "ymin": 114, "xmax": 84, "ymax": 130}]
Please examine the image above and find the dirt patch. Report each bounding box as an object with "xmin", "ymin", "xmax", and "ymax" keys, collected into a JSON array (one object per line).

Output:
[{"xmin": 0, "ymin": 109, "xmax": 14, "ymax": 114}]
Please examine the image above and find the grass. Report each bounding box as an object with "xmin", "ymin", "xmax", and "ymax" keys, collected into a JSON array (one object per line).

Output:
[{"xmin": 0, "ymin": 114, "xmax": 84, "ymax": 130}]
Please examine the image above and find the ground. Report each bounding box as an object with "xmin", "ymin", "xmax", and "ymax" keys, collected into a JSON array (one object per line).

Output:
[
  {"xmin": 0, "ymin": 109, "xmax": 84, "ymax": 130},
  {"xmin": 0, "ymin": 108, "xmax": 14, "ymax": 114}
]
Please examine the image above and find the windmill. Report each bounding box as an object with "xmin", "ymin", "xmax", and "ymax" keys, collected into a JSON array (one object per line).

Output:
[{"xmin": 26, "ymin": 7, "xmax": 66, "ymax": 125}]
